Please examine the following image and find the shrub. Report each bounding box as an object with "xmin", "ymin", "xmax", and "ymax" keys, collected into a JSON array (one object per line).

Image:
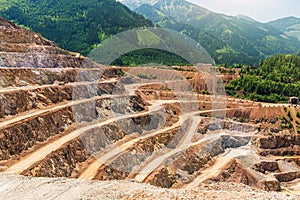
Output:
[
  {"xmin": 287, "ymin": 110, "xmax": 292, "ymax": 120},
  {"xmin": 268, "ymin": 132, "xmax": 273, "ymax": 136},
  {"xmin": 297, "ymin": 111, "xmax": 300, "ymax": 118},
  {"xmin": 137, "ymin": 73, "xmax": 157, "ymax": 80}
]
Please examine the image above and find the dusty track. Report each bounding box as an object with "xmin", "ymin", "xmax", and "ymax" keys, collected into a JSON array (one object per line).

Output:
[
  {"xmin": 0, "ymin": 94, "xmax": 115, "ymax": 128},
  {"xmin": 0, "ymin": 65, "xmax": 297, "ymax": 195},
  {"xmin": 184, "ymin": 148, "xmax": 254, "ymax": 189},
  {"xmin": 78, "ymin": 104, "xmax": 254, "ymax": 181}
]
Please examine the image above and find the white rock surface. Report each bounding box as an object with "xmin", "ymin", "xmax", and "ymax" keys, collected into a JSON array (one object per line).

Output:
[{"xmin": 0, "ymin": 173, "xmax": 299, "ymax": 200}]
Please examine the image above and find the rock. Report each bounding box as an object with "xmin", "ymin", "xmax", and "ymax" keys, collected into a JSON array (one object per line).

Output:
[
  {"xmin": 260, "ymin": 178, "xmax": 281, "ymax": 191},
  {"xmin": 274, "ymin": 172, "xmax": 300, "ymax": 182},
  {"xmin": 208, "ymin": 123, "xmax": 221, "ymax": 131},
  {"xmin": 150, "ymin": 168, "xmax": 177, "ymax": 188},
  {"xmin": 253, "ymin": 161, "xmax": 279, "ymax": 174},
  {"xmin": 257, "ymin": 135, "xmax": 300, "ymax": 149}
]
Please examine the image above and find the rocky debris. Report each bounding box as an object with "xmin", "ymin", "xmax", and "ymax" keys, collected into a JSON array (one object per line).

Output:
[
  {"xmin": 253, "ymin": 161, "xmax": 279, "ymax": 174},
  {"xmin": 199, "ymin": 119, "xmax": 258, "ymax": 134},
  {"xmin": 149, "ymin": 168, "xmax": 178, "ymax": 188},
  {"xmin": 207, "ymin": 159, "xmax": 282, "ymax": 192},
  {"xmin": 286, "ymin": 158, "xmax": 300, "ymax": 167},
  {"xmin": 23, "ymin": 139, "xmax": 88, "ymax": 177},
  {"xmin": 260, "ymin": 177, "xmax": 282, "ymax": 191},
  {"xmin": 210, "ymin": 160, "xmax": 254, "ymax": 184},
  {"xmin": 144, "ymin": 135, "xmax": 251, "ymax": 188},
  {"xmin": 0, "ymin": 95, "xmax": 146, "ymax": 161},
  {"xmin": 259, "ymin": 148, "xmax": 300, "ymax": 157},
  {"xmin": 0, "ymin": 108, "xmax": 73, "ymax": 160},
  {"xmin": 207, "ymin": 122, "xmax": 222, "ymax": 131},
  {"xmin": 274, "ymin": 172, "xmax": 300, "ymax": 183},
  {"xmin": 256, "ymin": 135, "xmax": 300, "ymax": 149},
  {"xmin": 23, "ymin": 110, "xmax": 168, "ymax": 178},
  {"xmin": 0, "ymin": 174, "xmax": 298, "ymax": 200},
  {"xmin": 0, "ymin": 52, "xmax": 85, "ymax": 68},
  {"xmin": 0, "ymin": 17, "xmax": 85, "ymax": 68},
  {"xmin": 223, "ymin": 121, "xmax": 258, "ymax": 132},
  {"xmin": 202, "ymin": 136, "xmax": 251, "ymax": 157},
  {"xmin": 0, "ymin": 17, "xmax": 60, "ymax": 50},
  {"xmin": 0, "ymin": 81, "xmax": 123, "ymax": 118},
  {"xmin": 0, "ymin": 68, "xmax": 124, "ymax": 88},
  {"xmin": 220, "ymin": 135, "xmax": 252, "ymax": 149},
  {"xmin": 226, "ymin": 106, "xmax": 285, "ymax": 122},
  {"xmin": 253, "ymin": 133, "xmax": 300, "ymax": 156},
  {"xmin": 95, "ymin": 126, "xmax": 183, "ymax": 181},
  {"xmin": 0, "ymin": 17, "xmax": 107, "ymax": 68},
  {"xmin": 172, "ymin": 149, "xmax": 212, "ymax": 175}
]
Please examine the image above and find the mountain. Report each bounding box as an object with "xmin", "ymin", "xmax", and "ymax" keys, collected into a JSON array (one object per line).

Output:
[
  {"xmin": 135, "ymin": 3, "xmax": 255, "ymax": 65},
  {"xmin": 0, "ymin": 0, "xmax": 153, "ymax": 55},
  {"xmin": 122, "ymin": 0, "xmax": 300, "ymax": 65},
  {"xmin": 268, "ymin": 17, "xmax": 300, "ymax": 41}
]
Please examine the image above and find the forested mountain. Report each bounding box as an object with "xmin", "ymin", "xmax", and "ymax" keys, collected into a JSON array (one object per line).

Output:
[
  {"xmin": 122, "ymin": 0, "xmax": 300, "ymax": 65},
  {"xmin": 0, "ymin": 0, "xmax": 153, "ymax": 55},
  {"xmin": 268, "ymin": 17, "xmax": 300, "ymax": 41},
  {"xmin": 226, "ymin": 54, "xmax": 300, "ymax": 102},
  {"xmin": 135, "ymin": 4, "xmax": 255, "ymax": 65}
]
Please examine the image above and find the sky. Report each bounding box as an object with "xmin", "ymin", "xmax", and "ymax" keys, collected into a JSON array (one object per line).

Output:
[{"xmin": 187, "ymin": 0, "xmax": 300, "ymax": 22}]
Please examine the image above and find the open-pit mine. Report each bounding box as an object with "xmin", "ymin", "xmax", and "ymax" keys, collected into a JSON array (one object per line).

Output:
[{"xmin": 1, "ymin": 17, "xmax": 300, "ymax": 199}]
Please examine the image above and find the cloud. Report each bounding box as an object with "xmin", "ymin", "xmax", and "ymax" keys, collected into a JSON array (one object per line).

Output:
[{"xmin": 187, "ymin": 0, "xmax": 300, "ymax": 22}]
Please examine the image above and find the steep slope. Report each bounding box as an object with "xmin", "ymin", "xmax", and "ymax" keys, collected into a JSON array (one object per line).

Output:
[
  {"xmin": 135, "ymin": 4, "xmax": 226, "ymax": 54},
  {"xmin": 123, "ymin": 0, "xmax": 300, "ymax": 65},
  {"xmin": 268, "ymin": 17, "xmax": 300, "ymax": 41},
  {"xmin": 135, "ymin": 4, "xmax": 254, "ymax": 65},
  {"xmin": 0, "ymin": 0, "xmax": 153, "ymax": 55},
  {"xmin": 0, "ymin": 17, "xmax": 85, "ymax": 68}
]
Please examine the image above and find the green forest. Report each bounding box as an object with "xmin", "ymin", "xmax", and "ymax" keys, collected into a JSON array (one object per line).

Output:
[
  {"xmin": 226, "ymin": 54, "xmax": 300, "ymax": 103},
  {"xmin": 0, "ymin": 0, "xmax": 153, "ymax": 55},
  {"xmin": 133, "ymin": 0, "xmax": 300, "ymax": 66},
  {"xmin": 112, "ymin": 49, "xmax": 191, "ymax": 66},
  {"xmin": 0, "ymin": 0, "xmax": 194, "ymax": 65}
]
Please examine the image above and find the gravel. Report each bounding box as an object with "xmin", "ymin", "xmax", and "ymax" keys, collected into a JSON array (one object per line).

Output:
[{"xmin": 0, "ymin": 173, "xmax": 299, "ymax": 200}]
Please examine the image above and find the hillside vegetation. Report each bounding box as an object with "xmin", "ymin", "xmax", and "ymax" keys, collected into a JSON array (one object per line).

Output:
[
  {"xmin": 112, "ymin": 48, "xmax": 191, "ymax": 66},
  {"xmin": 268, "ymin": 17, "xmax": 300, "ymax": 41},
  {"xmin": 0, "ymin": 0, "xmax": 153, "ymax": 55},
  {"xmin": 226, "ymin": 54, "xmax": 300, "ymax": 103},
  {"xmin": 123, "ymin": 0, "xmax": 300, "ymax": 66}
]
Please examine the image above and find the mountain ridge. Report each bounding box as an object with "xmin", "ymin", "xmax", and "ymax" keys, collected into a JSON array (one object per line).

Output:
[
  {"xmin": 268, "ymin": 16, "xmax": 300, "ymax": 41},
  {"xmin": 123, "ymin": 0, "xmax": 300, "ymax": 65}
]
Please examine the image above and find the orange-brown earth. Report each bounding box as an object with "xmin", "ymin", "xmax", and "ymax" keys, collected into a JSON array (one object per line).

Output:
[{"xmin": 1, "ymin": 17, "xmax": 300, "ymax": 199}]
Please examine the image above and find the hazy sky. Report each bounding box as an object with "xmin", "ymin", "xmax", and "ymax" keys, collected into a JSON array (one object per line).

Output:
[{"xmin": 187, "ymin": 0, "xmax": 300, "ymax": 22}]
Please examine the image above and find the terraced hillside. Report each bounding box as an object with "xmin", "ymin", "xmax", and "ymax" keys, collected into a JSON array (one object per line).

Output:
[{"xmin": 1, "ymin": 17, "xmax": 300, "ymax": 198}]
